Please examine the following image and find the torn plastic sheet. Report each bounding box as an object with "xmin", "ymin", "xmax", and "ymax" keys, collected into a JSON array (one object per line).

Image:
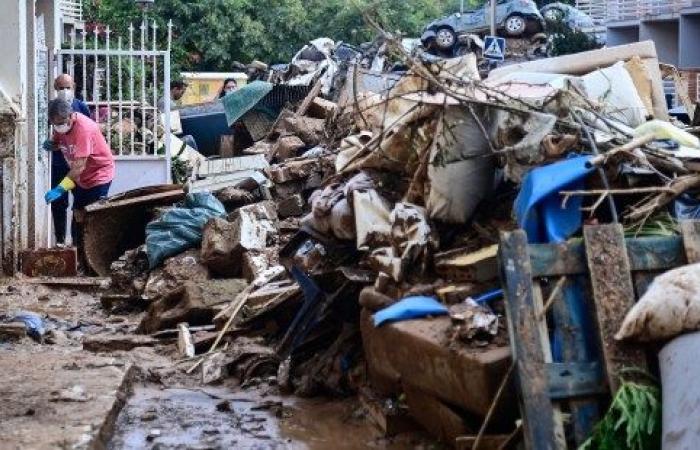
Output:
[
  {"xmin": 373, "ymin": 296, "xmax": 448, "ymax": 327},
  {"xmin": 492, "ymin": 109, "xmax": 558, "ymax": 183},
  {"xmin": 427, "ymin": 106, "xmax": 495, "ymax": 223},
  {"xmin": 514, "ymin": 155, "xmax": 595, "ymax": 244},
  {"xmin": 353, "ymin": 189, "xmax": 391, "ymax": 250}
]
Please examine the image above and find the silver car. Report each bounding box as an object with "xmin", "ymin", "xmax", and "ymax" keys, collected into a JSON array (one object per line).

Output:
[{"xmin": 421, "ymin": 0, "xmax": 546, "ymax": 51}]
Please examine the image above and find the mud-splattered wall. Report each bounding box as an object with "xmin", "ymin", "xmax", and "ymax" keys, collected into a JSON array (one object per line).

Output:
[{"xmin": 0, "ymin": 115, "xmax": 15, "ymax": 159}]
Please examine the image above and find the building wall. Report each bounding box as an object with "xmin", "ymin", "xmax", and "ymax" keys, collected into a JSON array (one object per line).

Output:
[{"xmin": 0, "ymin": 0, "xmax": 55, "ymax": 272}]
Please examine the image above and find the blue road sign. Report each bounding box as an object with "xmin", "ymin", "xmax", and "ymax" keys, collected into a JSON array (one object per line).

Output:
[{"xmin": 483, "ymin": 35, "xmax": 506, "ymax": 61}]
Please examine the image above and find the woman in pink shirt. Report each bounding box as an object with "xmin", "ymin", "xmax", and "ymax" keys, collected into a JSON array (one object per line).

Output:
[{"xmin": 46, "ymin": 98, "xmax": 115, "ymax": 247}]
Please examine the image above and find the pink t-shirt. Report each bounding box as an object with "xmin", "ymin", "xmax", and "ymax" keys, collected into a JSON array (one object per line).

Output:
[{"xmin": 53, "ymin": 113, "xmax": 115, "ymax": 189}]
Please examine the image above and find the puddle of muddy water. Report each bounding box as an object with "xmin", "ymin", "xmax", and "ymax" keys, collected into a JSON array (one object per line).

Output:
[{"xmin": 109, "ymin": 384, "xmax": 435, "ymax": 450}]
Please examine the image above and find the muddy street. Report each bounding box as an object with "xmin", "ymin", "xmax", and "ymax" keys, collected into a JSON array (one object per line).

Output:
[{"xmin": 0, "ymin": 279, "xmax": 436, "ymax": 450}]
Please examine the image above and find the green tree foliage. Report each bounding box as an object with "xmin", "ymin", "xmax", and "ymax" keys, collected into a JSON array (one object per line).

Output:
[
  {"xmin": 546, "ymin": 18, "xmax": 601, "ymax": 56},
  {"xmin": 86, "ymin": 0, "xmax": 462, "ymax": 71}
]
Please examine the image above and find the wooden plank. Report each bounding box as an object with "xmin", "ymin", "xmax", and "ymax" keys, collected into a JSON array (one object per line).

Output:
[
  {"xmin": 583, "ymin": 224, "xmax": 648, "ymax": 393},
  {"xmin": 529, "ymin": 236, "xmax": 685, "ymax": 277},
  {"xmin": 84, "ymin": 189, "xmax": 185, "ymax": 213},
  {"xmin": 24, "ymin": 276, "xmax": 110, "ymax": 287},
  {"xmin": 549, "ymin": 277, "xmax": 601, "ymax": 445},
  {"xmin": 500, "ymin": 231, "xmax": 565, "ymax": 450},
  {"xmin": 529, "ymin": 242, "xmax": 586, "ymax": 277},
  {"xmin": 455, "ymin": 435, "xmax": 512, "ymax": 450},
  {"xmin": 296, "ymin": 78, "xmax": 323, "ymax": 118},
  {"xmin": 547, "ymin": 362, "xmax": 606, "ymax": 400},
  {"xmin": 629, "ymin": 236, "xmax": 685, "ymax": 272},
  {"xmin": 680, "ymin": 220, "xmax": 700, "ymax": 263}
]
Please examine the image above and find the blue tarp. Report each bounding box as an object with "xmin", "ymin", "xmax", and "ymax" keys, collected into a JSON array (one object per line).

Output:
[
  {"xmin": 373, "ymin": 296, "xmax": 449, "ymax": 327},
  {"xmin": 145, "ymin": 192, "xmax": 226, "ymax": 269},
  {"xmin": 514, "ymin": 155, "xmax": 595, "ymax": 243},
  {"xmin": 514, "ymin": 155, "xmax": 598, "ymax": 375}
]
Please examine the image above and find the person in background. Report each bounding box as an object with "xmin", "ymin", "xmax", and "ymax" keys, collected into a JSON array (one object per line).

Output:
[
  {"xmin": 44, "ymin": 74, "xmax": 91, "ymax": 245},
  {"xmin": 218, "ymin": 78, "xmax": 238, "ymax": 99},
  {"xmin": 45, "ymin": 99, "xmax": 115, "ymax": 254},
  {"xmin": 157, "ymin": 80, "xmax": 198, "ymax": 150},
  {"xmin": 157, "ymin": 80, "xmax": 188, "ymax": 112}
]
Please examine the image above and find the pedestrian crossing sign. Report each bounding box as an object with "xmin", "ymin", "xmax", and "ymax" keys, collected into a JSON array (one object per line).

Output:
[{"xmin": 483, "ymin": 35, "xmax": 506, "ymax": 61}]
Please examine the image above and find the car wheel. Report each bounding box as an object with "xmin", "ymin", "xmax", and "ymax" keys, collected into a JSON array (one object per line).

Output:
[
  {"xmin": 504, "ymin": 14, "xmax": 527, "ymax": 36},
  {"xmin": 435, "ymin": 27, "xmax": 457, "ymax": 50},
  {"xmin": 544, "ymin": 8, "xmax": 564, "ymax": 22}
]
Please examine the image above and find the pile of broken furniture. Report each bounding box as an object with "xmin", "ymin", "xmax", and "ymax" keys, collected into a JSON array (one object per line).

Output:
[{"xmin": 66, "ymin": 38, "xmax": 700, "ymax": 449}]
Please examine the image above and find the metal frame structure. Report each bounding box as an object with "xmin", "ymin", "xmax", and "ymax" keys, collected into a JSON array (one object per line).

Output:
[
  {"xmin": 606, "ymin": 0, "xmax": 692, "ymax": 22},
  {"xmin": 56, "ymin": 19, "xmax": 172, "ymax": 194}
]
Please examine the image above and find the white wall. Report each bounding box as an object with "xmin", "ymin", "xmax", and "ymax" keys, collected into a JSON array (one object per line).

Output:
[{"xmin": 0, "ymin": 2, "xmax": 27, "ymax": 103}]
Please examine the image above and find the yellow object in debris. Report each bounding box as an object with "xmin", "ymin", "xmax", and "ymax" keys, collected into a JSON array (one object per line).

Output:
[{"xmin": 633, "ymin": 120, "xmax": 700, "ymax": 148}]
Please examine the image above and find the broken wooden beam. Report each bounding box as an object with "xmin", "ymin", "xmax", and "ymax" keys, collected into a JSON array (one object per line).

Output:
[
  {"xmin": 83, "ymin": 334, "xmax": 165, "ymax": 352},
  {"xmin": 583, "ymin": 224, "xmax": 648, "ymax": 393},
  {"xmin": 0, "ymin": 322, "xmax": 27, "ymax": 339},
  {"xmin": 24, "ymin": 276, "xmax": 110, "ymax": 287}
]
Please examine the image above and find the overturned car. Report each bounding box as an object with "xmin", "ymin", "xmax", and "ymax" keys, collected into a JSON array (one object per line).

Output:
[{"xmin": 421, "ymin": 0, "xmax": 545, "ymax": 51}]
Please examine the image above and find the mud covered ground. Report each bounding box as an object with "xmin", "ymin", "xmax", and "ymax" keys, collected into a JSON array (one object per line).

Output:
[{"xmin": 0, "ymin": 278, "xmax": 437, "ymax": 450}]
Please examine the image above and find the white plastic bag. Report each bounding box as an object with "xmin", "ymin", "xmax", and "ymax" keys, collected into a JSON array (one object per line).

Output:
[{"xmin": 616, "ymin": 263, "xmax": 700, "ymax": 341}]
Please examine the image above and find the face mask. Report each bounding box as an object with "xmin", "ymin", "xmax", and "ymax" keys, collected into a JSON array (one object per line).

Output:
[
  {"xmin": 56, "ymin": 88, "xmax": 74, "ymax": 102},
  {"xmin": 54, "ymin": 123, "xmax": 71, "ymax": 134},
  {"xmin": 224, "ymin": 88, "xmax": 236, "ymax": 96}
]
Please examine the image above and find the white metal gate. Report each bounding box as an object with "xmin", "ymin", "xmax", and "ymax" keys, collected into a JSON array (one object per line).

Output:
[{"xmin": 56, "ymin": 20, "xmax": 172, "ymax": 195}]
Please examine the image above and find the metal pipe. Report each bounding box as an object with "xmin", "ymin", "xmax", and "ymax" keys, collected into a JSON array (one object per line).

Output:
[
  {"xmin": 129, "ymin": 24, "xmax": 135, "ymax": 156},
  {"xmin": 93, "ymin": 28, "xmax": 99, "ymax": 126},
  {"xmin": 81, "ymin": 29, "xmax": 87, "ymax": 103},
  {"xmin": 152, "ymin": 20, "xmax": 158, "ymax": 156},
  {"xmin": 105, "ymin": 27, "xmax": 112, "ymax": 150},
  {"xmin": 117, "ymin": 36, "xmax": 123, "ymax": 156},
  {"xmin": 490, "ymin": 0, "xmax": 496, "ymax": 36},
  {"xmin": 140, "ymin": 20, "xmax": 147, "ymax": 155}
]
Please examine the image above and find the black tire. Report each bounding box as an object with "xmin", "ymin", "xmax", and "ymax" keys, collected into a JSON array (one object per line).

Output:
[
  {"xmin": 504, "ymin": 14, "xmax": 527, "ymax": 37},
  {"xmin": 435, "ymin": 26, "xmax": 457, "ymax": 50},
  {"xmin": 543, "ymin": 7, "xmax": 565, "ymax": 22}
]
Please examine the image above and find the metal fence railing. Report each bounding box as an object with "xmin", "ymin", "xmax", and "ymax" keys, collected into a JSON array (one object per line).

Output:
[
  {"xmin": 56, "ymin": 20, "xmax": 173, "ymax": 160},
  {"xmin": 60, "ymin": 0, "xmax": 83, "ymax": 24},
  {"xmin": 605, "ymin": 0, "xmax": 692, "ymax": 22},
  {"xmin": 575, "ymin": 0, "xmax": 608, "ymax": 25}
]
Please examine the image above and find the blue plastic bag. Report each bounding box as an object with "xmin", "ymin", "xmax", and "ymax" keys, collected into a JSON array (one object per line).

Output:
[
  {"xmin": 12, "ymin": 311, "xmax": 45, "ymax": 342},
  {"xmin": 145, "ymin": 192, "xmax": 226, "ymax": 269},
  {"xmin": 373, "ymin": 296, "xmax": 448, "ymax": 327}
]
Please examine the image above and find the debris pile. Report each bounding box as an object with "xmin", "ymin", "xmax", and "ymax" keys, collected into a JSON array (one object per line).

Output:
[{"xmin": 77, "ymin": 37, "xmax": 700, "ymax": 447}]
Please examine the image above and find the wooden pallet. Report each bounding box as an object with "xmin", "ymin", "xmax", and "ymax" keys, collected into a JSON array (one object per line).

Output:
[{"xmin": 499, "ymin": 222, "xmax": 700, "ymax": 449}]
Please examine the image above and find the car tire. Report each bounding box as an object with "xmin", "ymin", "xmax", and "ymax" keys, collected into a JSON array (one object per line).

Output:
[
  {"xmin": 504, "ymin": 14, "xmax": 527, "ymax": 36},
  {"xmin": 544, "ymin": 8, "xmax": 564, "ymax": 22},
  {"xmin": 435, "ymin": 27, "xmax": 457, "ymax": 50}
]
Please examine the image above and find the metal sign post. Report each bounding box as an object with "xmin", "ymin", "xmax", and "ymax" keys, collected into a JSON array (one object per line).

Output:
[{"xmin": 490, "ymin": 0, "xmax": 497, "ymax": 36}]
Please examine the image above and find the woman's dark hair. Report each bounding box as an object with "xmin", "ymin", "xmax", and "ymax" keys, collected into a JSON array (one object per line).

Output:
[{"xmin": 218, "ymin": 78, "xmax": 238, "ymax": 98}]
